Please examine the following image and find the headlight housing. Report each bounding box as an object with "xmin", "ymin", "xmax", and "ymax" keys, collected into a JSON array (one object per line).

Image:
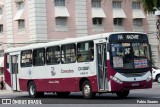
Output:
[
  {"xmin": 110, "ymin": 76, "xmax": 123, "ymax": 84},
  {"xmin": 146, "ymin": 75, "xmax": 152, "ymax": 82}
]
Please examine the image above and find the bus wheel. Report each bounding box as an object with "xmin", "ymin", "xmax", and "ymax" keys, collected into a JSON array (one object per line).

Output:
[
  {"xmin": 82, "ymin": 80, "xmax": 95, "ymax": 99},
  {"xmin": 28, "ymin": 81, "xmax": 44, "ymax": 98},
  {"xmin": 116, "ymin": 90, "xmax": 130, "ymax": 98},
  {"xmin": 56, "ymin": 92, "xmax": 70, "ymax": 97}
]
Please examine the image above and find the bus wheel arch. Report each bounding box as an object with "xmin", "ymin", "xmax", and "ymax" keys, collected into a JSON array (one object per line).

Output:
[
  {"xmin": 27, "ymin": 80, "xmax": 44, "ymax": 98},
  {"xmin": 79, "ymin": 78, "xmax": 89, "ymax": 91}
]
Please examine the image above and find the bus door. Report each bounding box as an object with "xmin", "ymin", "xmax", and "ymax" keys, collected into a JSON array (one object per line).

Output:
[
  {"xmin": 11, "ymin": 55, "xmax": 19, "ymax": 91},
  {"xmin": 96, "ymin": 43, "xmax": 108, "ymax": 91}
]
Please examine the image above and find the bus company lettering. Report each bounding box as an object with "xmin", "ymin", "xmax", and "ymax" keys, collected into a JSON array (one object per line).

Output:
[
  {"xmin": 78, "ymin": 66, "xmax": 90, "ymax": 71},
  {"xmin": 49, "ymin": 80, "xmax": 59, "ymax": 84},
  {"xmin": 61, "ymin": 69, "xmax": 74, "ymax": 73},
  {"xmin": 126, "ymin": 35, "xmax": 139, "ymax": 39}
]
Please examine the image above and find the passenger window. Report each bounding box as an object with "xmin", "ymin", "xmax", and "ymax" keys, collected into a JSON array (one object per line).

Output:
[
  {"xmin": 77, "ymin": 41, "xmax": 94, "ymax": 62},
  {"xmin": 33, "ymin": 48, "xmax": 45, "ymax": 66},
  {"xmin": 21, "ymin": 50, "xmax": 32, "ymax": 67},
  {"xmin": 61, "ymin": 44, "xmax": 76, "ymax": 64},
  {"xmin": 46, "ymin": 46, "xmax": 60, "ymax": 65}
]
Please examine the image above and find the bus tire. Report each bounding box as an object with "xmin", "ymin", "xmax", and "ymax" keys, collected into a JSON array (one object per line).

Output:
[
  {"xmin": 28, "ymin": 81, "xmax": 44, "ymax": 98},
  {"xmin": 116, "ymin": 90, "xmax": 130, "ymax": 98},
  {"xmin": 56, "ymin": 92, "xmax": 70, "ymax": 97},
  {"xmin": 82, "ymin": 80, "xmax": 95, "ymax": 99}
]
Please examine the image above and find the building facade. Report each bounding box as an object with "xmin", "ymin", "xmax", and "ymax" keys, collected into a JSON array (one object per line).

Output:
[{"xmin": 0, "ymin": 0, "xmax": 159, "ymax": 76}]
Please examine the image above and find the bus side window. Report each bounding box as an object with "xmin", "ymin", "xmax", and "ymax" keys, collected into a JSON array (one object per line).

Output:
[
  {"xmin": 77, "ymin": 41, "xmax": 94, "ymax": 62},
  {"xmin": 61, "ymin": 44, "xmax": 76, "ymax": 64},
  {"xmin": 21, "ymin": 50, "xmax": 32, "ymax": 67},
  {"xmin": 46, "ymin": 46, "xmax": 60, "ymax": 65},
  {"xmin": 33, "ymin": 48, "xmax": 45, "ymax": 66}
]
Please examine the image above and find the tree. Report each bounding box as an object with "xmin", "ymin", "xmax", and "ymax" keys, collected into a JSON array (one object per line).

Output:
[
  {"xmin": 140, "ymin": 0, "xmax": 160, "ymax": 41},
  {"xmin": 140, "ymin": 0, "xmax": 160, "ymax": 13},
  {"xmin": 140, "ymin": 0, "xmax": 160, "ymax": 66}
]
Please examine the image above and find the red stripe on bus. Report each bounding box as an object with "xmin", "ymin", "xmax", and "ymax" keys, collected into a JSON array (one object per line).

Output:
[{"xmin": 19, "ymin": 76, "xmax": 98, "ymax": 92}]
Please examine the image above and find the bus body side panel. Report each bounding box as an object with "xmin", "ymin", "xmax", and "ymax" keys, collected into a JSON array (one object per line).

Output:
[
  {"xmin": 88, "ymin": 75, "xmax": 98, "ymax": 92},
  {"xmin": 19, "ymin": 79, "xmax": 28, "ymax": 91},
  {"xmin": 19, "ymin": 75, "xmax": 98, "ymax": 92},
  {"xmin": 4, "ymin": 54, "xmax": 12, "ymax": 88},
  {"xmin": 107, "ymin": 60, "xmax": 116, "ymax": 91}
]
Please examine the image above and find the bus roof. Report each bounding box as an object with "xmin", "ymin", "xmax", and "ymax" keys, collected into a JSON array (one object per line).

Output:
[{"xmin": 4, "ymin": 32, "xmax": 146, "ymax": 53}]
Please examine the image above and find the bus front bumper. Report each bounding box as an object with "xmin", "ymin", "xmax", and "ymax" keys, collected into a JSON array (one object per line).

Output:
[{"xmin": 110, "ymin": 79, "xmax": 152, "ymax": 91}]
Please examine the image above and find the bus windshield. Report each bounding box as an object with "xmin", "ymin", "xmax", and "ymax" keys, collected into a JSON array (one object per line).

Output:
[{"xmin": 111, "ymin": 43, "xmax": 150, "ymax": 69}]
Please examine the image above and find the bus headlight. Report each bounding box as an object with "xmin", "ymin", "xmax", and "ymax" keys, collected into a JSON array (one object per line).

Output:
[
  {"xmin": 146, "ymin": 75, "xmax": 152, "ymax": 82},
  {"xmin": 110, "ymin": 76, "xmax": 123, "ymax": 84}
]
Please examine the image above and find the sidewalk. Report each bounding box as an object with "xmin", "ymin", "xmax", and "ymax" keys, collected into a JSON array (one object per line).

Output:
[{"xmin": 0, "ymin": 89, "xmax": 13, "ymax": 94}]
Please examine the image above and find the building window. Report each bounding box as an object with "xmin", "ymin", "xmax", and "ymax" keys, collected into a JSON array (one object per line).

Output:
[
  {"xmin": 17, "ymin": 2, "xmax": 24, "ymax": 10},
  {"xmin": 93, "ymin": 18, "xmax": 103, "ymax": 25},
  {"xmin": 61, "ymin": 44, "xmax": 76, "ymax": 64},
  {"xmin": 114, "ymin": 18, "xmax": 123, "ymax": 26},
  {"xmin": 21, "ymin": 50, "xmax": 32, "ymax": 67},
  {"xmin": 132, "ymin": 1, "xmax": 140, "ymax": 9},
  {"xmin": 46, "ymin": 46, "xmax": 60, "ymax": 65},
  {"xmin": 0, "ymin": 25, "xmax": 3, "ymax": 33},
  {"xmin": 55, "ymin": 17, "xmax": 68, "ymax": 31},
  {"xmin": 18, "ymin": 20, "xmax": 25, "ymax": 29},
  {"xmin": 77, "ymin": 41, "xmax": 94, "ymax": 62},
  {"xmin": 33, "ymin": 48, "xmax": 45, "ymax": 66},
  {"xmin": 55, "ymin": 0, "xmax": 65, "ymax": 6},
  {"xmin": 56, "ymin": 17, "xmax": 67, "ymax": 26},
  {"xmin": 92, "ymin": 0, "xmax": 101, "ymax": 8},
  {"xmin": 112, "ymin": 1, "xmax": 122, "ymax": 8},
  {"xmin": 133, "ymin": 19, "xmax": 143, "ymax": 26}
]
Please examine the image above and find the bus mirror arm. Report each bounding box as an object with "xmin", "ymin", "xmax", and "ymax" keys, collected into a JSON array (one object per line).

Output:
[{"xmin": 107, "ymin": 43, "xmax": 110, "ymax": 52}]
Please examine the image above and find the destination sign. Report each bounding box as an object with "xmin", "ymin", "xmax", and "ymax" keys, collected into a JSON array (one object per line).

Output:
[
  {"xmin": 109, "ymin": 33, "xmax": 148, "ymax": 42},
  {"xmin": 118, "ymin": 35, "xmax": 139, "ymax": 40}
]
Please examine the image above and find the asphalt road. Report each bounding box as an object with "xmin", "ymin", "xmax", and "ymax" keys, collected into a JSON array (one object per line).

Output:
[{"xmin": 0, "ymin": 82, "xmax": 160, "ymax": 107}]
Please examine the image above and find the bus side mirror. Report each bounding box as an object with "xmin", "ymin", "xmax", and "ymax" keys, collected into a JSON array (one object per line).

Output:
[{"xmin": 107, "ymin": 43, "xmax": 110, "ymax": 52}]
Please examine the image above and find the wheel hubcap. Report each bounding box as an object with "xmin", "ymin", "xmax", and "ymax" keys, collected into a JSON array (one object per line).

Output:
[
  {"xmin": 30, "ymin": 85, "xmax": 35, "ymax": 95},
  {"xmin": 84, "ymin": 85, "xmax": 90, "ymax": 96}
]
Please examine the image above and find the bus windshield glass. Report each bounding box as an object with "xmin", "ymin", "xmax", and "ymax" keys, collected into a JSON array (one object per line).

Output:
[{"xmin": 111, "ymin": 43, "xmax": 150, "ymax": 69}]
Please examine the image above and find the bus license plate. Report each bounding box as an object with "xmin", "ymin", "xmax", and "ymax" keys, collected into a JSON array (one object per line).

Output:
[{"xmin": 132, "ymin": 83, "xmax": 139, "ymax": 86}]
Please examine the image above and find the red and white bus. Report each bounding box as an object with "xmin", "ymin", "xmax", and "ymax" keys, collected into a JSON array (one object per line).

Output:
[{"xmin": 4, "ymin": 32, "xmax": 152, "ymax": 99}]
